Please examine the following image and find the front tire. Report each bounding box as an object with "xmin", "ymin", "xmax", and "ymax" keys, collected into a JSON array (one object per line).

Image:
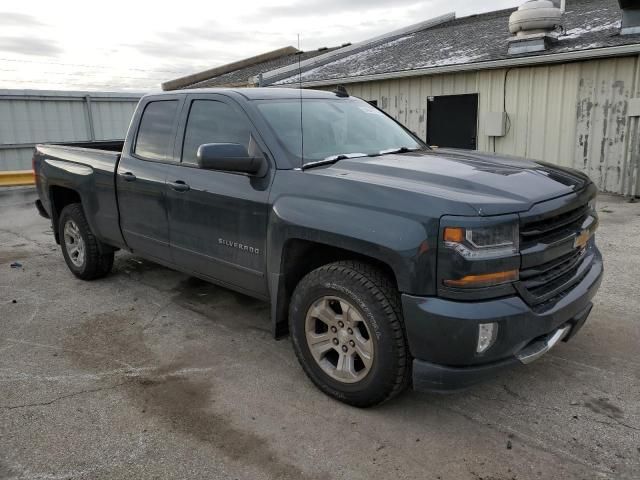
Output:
[
  {"xmin": 59, "ymin": 203, "xmax": 114, "ymax": 280},
  {"xmin": 289, "ymin": 261, "xmax": 410, "ymax": 407}
]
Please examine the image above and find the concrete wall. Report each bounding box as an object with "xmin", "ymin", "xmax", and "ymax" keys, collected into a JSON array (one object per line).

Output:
[
  {"xmin": 327, "ymin": 56, "xmax": 640, "ymax": 195},
  {"xmin": 0, "ymin": 90, "xmax": 142, "ymax": 171}
]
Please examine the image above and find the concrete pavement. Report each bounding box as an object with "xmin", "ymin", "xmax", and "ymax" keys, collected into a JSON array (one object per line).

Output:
[{"xmin": 1, "ymin": 189, "xmax": 638, "ymax": 480}]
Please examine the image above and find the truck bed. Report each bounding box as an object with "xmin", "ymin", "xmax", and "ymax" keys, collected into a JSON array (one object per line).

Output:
[
  {"xmin": 44, "ymin": 140, "xmax": 125, "ymax": 152},
  {"xmin": 33, "ymin": 140, "xmax": 126, "ymax": 250}
]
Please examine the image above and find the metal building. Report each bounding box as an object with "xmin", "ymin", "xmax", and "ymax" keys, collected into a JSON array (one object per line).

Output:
[
  {"xmin": 311, "ymin": 56, "xmax": 640, "ymax": 196},
  {"xmin": 0, "ymin": 89, "xmax": 141, "ymax": 171},
  {"xmin": 165, "ymin": 0, "xmax": 640, "ymax": 197}
]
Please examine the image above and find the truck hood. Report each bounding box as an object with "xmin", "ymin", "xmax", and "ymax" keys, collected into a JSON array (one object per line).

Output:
[{"xmin": 308, "ymin": 149, "xmax": 590, "ymax": 216}]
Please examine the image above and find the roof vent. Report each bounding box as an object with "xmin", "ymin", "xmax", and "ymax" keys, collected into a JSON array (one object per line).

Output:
[
  {"xmin": 619, "ymin": 0, "xmax": 640, "ymax": 35},
  {"xmin": 508, "ymin": 0, "xmax": 563, "ymax": 55}
]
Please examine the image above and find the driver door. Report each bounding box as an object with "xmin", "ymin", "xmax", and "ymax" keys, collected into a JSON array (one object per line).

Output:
[{"xmin": 165, "ymin": 94, "xmax": 272, "ymax": 298}]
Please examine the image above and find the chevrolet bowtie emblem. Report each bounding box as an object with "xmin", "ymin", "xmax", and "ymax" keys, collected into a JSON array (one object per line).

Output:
[{"xmin": 574, "ymin": 229, "xmax": 592, "ymax": 249}]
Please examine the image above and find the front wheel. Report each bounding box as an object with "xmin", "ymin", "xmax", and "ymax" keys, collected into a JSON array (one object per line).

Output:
[
  {"xmin": 289, "ymin": 261, "xmax": 410, "ymax": 407},
  {"xmin": 59, "ymin": 203, "xmax": 114, "ymax": 280}
]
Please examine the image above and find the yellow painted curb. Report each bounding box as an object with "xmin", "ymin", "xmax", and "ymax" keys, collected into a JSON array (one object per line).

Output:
[{"xmin": 0, "ymin": 170, "xmax": 35, "ymax": 187}]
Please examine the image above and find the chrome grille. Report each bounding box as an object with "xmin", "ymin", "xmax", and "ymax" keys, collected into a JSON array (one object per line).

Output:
[
  {"xmin": 518, "ymin": 199, "xmax": 594, "ymax": 305},
  {"xmin": 520, "ymin": 204, "xmax": 590, "ymax": 247}
]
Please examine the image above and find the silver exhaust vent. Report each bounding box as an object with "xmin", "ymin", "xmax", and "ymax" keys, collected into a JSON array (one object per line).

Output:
[{"xmin": 508, "ymin": 0, "xmax": 563, "ymax": 55}]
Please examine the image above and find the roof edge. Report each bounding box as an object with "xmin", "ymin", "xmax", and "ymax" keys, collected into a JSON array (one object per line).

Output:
[
  {"xmin": 0, "ymin": 88, "xmax": 144, "ymax": 99},
  {"xmin": 161, "ymin": 46, "xmax": 299, "ymax": 91},
  {"xmin": 276, "ymin": 44, "xmax": 640, "ymax": 88},
  {"xmin": 260, "ymin": 12, "xmax": 456, "ymax": 85}
]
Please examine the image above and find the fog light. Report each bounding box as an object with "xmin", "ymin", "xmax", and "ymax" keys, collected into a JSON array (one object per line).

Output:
[{"xmin": 477, "ymin": 322, "xmax": 498, "ymax": 353}]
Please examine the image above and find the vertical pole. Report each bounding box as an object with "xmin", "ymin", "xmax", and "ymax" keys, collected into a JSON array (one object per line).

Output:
[
  {"xmin": 84, "ymin": 95, "xmax": 96, "ymax": 141},
  {"xmin": 629, "ymin": 110, "xmax": 640, "ymax": 198},
  {"xmin": 624, "ymin": 55, "xmax": 640, "ymax": 197}
]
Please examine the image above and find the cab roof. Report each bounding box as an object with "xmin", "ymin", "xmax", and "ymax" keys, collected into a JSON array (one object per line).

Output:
[{"xmin": 146, "ymin": 87, "xmax": 347, "ymax": 101}]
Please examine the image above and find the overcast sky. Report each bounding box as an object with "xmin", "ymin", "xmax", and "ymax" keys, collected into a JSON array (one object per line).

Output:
[{"xmin": 0, "ymin": 0, "xmax": 522, "ymax": 92}]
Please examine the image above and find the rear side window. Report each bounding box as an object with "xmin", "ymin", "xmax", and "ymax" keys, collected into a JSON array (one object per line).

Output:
[
  {"xmin": 182, "ymin": 100, "xmax": 252, "ymax": 164},
  {"xmin": 134, "ymin": 100, "xmax": 179, "ymax": 161}
]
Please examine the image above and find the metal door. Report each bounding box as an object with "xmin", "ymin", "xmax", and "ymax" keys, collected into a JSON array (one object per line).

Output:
[{"xmin": 427, "ymin": 94, "xmax": 479, "ymax": 150}]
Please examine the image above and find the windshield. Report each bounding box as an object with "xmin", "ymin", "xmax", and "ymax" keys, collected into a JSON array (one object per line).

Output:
[{"xmin": 255, "ymin": 98, "xmax": 425, "ymax": 166}]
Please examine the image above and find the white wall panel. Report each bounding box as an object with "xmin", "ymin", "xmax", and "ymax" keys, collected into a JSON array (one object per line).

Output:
[
  {"xmin": 320, "ymin": 56, "xmax": 640, "ymax": 194},
  {"xmin": 0, "ymin": 90, "xmax": 141, "ymax": 171}
]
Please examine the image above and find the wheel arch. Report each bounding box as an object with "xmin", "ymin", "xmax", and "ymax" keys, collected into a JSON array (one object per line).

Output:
[
  {"xmin": 49, "ymin": 185, "xmax": 82, "ymax": 244},
  {"xmin": 269, "ymin": 237, "xmax": 402, "ymax": 339},
  {"xmin": 49, "ymin": 185, "xmax": 114, "ymax": 255}
]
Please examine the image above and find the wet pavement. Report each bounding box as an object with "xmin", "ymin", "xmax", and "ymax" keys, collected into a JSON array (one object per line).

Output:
[{"xmin": 1, "ymin": 189, "xmax": 639, "ymax": 480}]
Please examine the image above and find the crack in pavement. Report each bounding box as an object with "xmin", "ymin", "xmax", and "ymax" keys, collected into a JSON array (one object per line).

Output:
[
  {"xmin": 591, "ymin": 416, "xmax": 640, "ymax": 432},
  {"xmin": 0, "ymin": 227, "xmax": 55, "ymax": 253},
  {"xmin": 0, "ymin": 381, "xmax": 129, "ymax": 410},
  {"xmin": 438, "ymin": 402, "xmax": 617, "ymax": 477},
  {"xmin": 0, "ymin": 366, "xmax": 218, "ymax": 384},
  {"xmin": 4, "ymin": 338, "xmax": 139, "ymax": 370}
]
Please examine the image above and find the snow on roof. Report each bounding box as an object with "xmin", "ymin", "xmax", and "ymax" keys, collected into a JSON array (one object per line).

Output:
[
  {"xmin": 274, "ymin": 0, "xmax": 637, "ymax": 86},
  {"xmin": 181, "ymin": 46, "xmax": 344, "ymax": 89}
]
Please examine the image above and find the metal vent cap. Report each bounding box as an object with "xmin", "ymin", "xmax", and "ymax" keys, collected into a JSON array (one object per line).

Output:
[{"xmin": 509, "ymin": 0, "xmax": 563, "ymax": 36}]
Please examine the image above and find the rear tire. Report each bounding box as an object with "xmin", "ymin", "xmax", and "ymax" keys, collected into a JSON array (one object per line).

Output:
[
  {"xmin": 59, "ymin": 203, "xmax": 114, "ymax": 280},
  {"xmin": 289, "ymin": 261, "xmax": 410, "ymax": 407}
]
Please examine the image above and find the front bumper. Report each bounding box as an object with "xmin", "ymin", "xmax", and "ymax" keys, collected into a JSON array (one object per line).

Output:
[{"xmin": 403, "ymin": 250, "xmax": 602, "ymax": 393}]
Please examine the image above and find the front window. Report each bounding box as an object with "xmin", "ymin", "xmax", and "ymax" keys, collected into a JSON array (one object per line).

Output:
[
  {"xmin": 181, "ymin": 100, "xmax": 252, "ymax": 165},
  {"xmin": 255, "ymin": 97, "xmax": 425, "ymax": 166}
]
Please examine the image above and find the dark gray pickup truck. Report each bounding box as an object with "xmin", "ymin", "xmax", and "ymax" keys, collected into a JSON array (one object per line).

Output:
[{"xmin": 33, "ymin": 88, "xmax": 602, "ymax": 407}]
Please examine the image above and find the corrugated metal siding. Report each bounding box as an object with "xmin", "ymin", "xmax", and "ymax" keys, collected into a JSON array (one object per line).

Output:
[
  {"xmin": 328, "ymin": 56, "xmax": 640, "ymax": 195},
  {"xmin": 0, "ymin": 148, "xmax": 33, "ymax": 171},
  {"xmin": 0, "ymin": 90, "xmax": 141, "ymax": 171},
  {"xmin": 91, "ymin": 100, "xmax": 138, "ymax": 140}
]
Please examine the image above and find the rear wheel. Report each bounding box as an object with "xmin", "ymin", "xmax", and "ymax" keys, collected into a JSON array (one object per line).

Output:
[
  {"xmin": 289, "ymin": 261, "xmax": 410, "ymax": 407},
  {"xmin": 59, "ymin": 203, "xmax": 114, "ymax": 280}
]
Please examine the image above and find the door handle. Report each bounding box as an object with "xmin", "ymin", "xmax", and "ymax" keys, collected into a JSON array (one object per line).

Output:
[
  {"xmin": 169, "ymin": 180, "xmax": 190, "ymax": 192},
  {"xmin": 121, "ymin": 172, "xmax": 137, "ymax": 182}
]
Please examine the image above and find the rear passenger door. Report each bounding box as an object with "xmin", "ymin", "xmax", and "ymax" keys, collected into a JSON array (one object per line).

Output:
[
  {"xmin": 165, "ymin": 94, "xmax": 272, "ymax": 298},
  {"xmin": 117, "ymin": 96, "xmax": 183, "ymax": 261}
]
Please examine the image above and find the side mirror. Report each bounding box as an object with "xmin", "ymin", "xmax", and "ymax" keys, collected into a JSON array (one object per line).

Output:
[{"xmin": 196, "ymin": 143, "xmax": 267, "ymax": 176}]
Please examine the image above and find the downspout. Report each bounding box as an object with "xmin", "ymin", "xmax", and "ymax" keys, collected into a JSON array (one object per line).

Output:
[
  {"xmin": 625, "ymin": 55, "xmax": 640, "ymax": 197},
  {"xmin": 84, "ymin": 95, "xmax": 96, "ymax": 141}
]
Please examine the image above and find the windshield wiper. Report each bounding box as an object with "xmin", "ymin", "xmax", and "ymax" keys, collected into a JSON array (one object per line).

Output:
[
  {"xmin": 302, "ymin": 153, "xmax": 368, "ymax": 170},
  {"xmin": 377, "ymin": 146, "xmax": 421, "ymax": 156}
]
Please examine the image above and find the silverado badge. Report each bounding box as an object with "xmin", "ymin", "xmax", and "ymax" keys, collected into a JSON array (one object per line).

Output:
[{"xmin": 218, "ymin": 238, "xmax": 260, "ymax": 255}]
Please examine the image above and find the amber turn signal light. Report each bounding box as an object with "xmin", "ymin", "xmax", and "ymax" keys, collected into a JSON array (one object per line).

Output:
[
  {"xmin": 444, "ymin": 270, "xmax": 519, "ymax": 288},
  {"xmin": 443, "ymin": 227, "xmax": 465, "ymax": 243}
]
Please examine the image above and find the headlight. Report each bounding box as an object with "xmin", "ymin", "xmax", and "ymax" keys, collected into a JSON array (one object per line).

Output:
[
  {"xmin": 443, "ymin": 223, "xmax": 519, "ymax": 259},
  {"xmin": 438, "ymin": 217, "xmax": 520, "ymax": 292}
]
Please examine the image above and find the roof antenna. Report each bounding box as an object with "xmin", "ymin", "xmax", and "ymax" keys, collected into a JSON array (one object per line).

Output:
[{"xmin": 297, "ymin": 34, "xmax": 304, "ymax": 167}]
